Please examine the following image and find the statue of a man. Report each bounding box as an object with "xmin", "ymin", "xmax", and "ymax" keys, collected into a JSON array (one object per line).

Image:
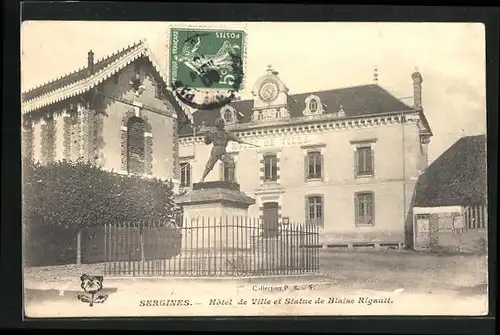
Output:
[{"xmin": 200, "ymin": 117, "xmax": 243, "ymax": 182}]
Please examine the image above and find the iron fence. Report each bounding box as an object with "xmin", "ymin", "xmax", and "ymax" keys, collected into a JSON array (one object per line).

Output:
[{"xmin": 104, "ymin": 217, "xmax": 320, "ymax": 277}]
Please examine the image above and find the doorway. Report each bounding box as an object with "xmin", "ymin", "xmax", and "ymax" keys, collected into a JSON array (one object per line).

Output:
[
  {"xmin": 414, "ymin": 214, "xmax": 430, "ymax": 250},
  {"xmin": 262, "ymin": 202, "xmax": 279, "ymax": 237}
]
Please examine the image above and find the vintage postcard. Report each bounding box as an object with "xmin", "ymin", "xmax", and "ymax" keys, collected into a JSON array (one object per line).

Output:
[{"xmin": 21, "ymin": 21, "xmax": 488, "ymax": 318}]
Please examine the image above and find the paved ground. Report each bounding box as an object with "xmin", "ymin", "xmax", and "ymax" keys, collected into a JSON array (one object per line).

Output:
[{"xmin": 23, "ymin": 250, "xmax": 489, "ymax": 318}]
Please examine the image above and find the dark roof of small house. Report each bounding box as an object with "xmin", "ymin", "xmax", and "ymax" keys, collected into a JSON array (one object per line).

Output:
[
  {"xmin": 178, "ymin": 84, "xmax": 413, "ymax": 136},
  {"xmin": 414, "ymin": 134, "xmax": 487, "ymax": 207},
  {"xmin": 22, "ymin": 41, "xmax": 144, "ymax": 102}
]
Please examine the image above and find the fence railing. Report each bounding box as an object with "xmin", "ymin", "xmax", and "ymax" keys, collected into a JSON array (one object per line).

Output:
[{"xmin": 104, "ymin": 217, "xmax": 320, "ymax": 277}]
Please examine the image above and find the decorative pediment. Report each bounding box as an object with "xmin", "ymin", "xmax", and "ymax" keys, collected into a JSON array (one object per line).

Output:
[
  {"xmin": 303, "ymin": 95, "xmax": 325, "ymax": 116},
  {"xmin": 251, "ymin": 66, "xmax": 289, "ymax": 97}
]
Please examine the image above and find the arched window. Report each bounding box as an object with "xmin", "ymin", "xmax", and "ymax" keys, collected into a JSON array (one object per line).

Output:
[
  {"xmin": 127, "ymin": 116, "xmax": 145, "ymax": 174},
  {"xmin": 309, "ymin": 99, "xmax": 318, "ymax": 113}
]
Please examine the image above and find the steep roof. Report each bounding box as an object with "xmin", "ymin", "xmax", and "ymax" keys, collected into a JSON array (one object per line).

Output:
[
  {"xmin": 179, "ymin": 84, "xmax": 414, "ymax": 136},
  {"xmin": 414, "ymin": 135, "xmax": 487, "ymax": 207},
  {"xmin": 21, "ymin": 40, "xmax": 188, "ymax": 117}
]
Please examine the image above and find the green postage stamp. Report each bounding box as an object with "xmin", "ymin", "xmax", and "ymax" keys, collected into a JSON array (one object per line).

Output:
[{"xmin": 169, "ymin": 28, "xmax": 246, "ymax": 92}]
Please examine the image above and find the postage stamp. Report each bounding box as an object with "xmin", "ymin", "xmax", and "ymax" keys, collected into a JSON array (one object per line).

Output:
[{"xmin": 169, "ymin": 27, "xmax": 246, "ymax": 110}]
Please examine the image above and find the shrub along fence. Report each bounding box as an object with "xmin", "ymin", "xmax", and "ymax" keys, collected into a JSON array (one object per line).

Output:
[{"xmin": 22, "ymin": 159, "xmax": 182, "ymax": 267}]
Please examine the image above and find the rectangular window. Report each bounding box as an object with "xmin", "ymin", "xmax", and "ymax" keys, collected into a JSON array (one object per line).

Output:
[
  {"xmin": 355, "ymin": 146, "xmax": 374, "ymax": 177},
  {"xmin": 306, "ymin": 195, "xmax": 324, "ymax": 227},
  {"xmin": 263, "ymin": 154, "xmax": 278, "ymax": 182},
  {"xmin": 180, "ymin": 162, "xmax": 191, "ymax": 187},
  {"xmin": 306, "ymin": 151, "xmax": 323, "ymax": 180},
  {"xmin": 355, "ymin": 192, "xmax": 375, "ymax": 226}
]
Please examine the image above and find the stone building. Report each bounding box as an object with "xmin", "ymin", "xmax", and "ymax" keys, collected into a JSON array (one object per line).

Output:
[
  {"xmin": 178, "ymin": 66, "xmax": 433, "ymax": 248},
  {"xmin": 21, "ymin": 40, "xmax": 185, "ymax": 184}
]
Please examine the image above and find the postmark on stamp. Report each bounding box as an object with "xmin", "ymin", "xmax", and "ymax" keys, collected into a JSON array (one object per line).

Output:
[{"xmin": 169, "ymin": 27, "xmax": 246, "ymax": 110}]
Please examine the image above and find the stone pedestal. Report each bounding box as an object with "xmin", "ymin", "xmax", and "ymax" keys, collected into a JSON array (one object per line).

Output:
[{"xmin": 176, "ymin": 181, "xmax": 256, "ymax": 252}]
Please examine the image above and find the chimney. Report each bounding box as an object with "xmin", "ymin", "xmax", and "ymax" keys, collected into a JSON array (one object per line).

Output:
[
  {"xmin": 87, "ymin": 50, "xmax": 94, "ymax": 76},
  {"xmin": 412, "ymin": 67, "xmax": 423, "ymax": 108}
]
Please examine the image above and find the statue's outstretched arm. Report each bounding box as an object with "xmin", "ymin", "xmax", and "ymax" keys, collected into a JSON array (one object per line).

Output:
[{"xmin": 227, "ymin": 131, "xmax": 242, "ymax": 143}]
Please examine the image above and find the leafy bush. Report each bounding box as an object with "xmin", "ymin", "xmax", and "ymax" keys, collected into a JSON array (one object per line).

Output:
[
  {"xmin": 22, "ymin": 159, "xmax": 183, "ymax": 266},
  {"xmin": 23, "ymin": 159, "xmax": 180, "ymax": 227}
]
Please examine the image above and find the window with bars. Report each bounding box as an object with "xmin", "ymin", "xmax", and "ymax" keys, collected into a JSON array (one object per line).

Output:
[
  {"xmin": 127, "ymin": 116, "xmax": 145, "ymax": 174},
  {"xmin": 355, "ymin": 146, "xmax": 374, "ymax": 177},
  {"xmin": 180, "ymin": 162, "xmax": 192, "ymax": 187},
  {"xmin": 263, "ymin": 154, "xmax": 278, "ymax": 182},
  {"xmin": 355, "ymin": 192, "xmax": 375, "ymax": 226},
  {"xmin": 306, "ymin": 151, "xmax": 323, "ymax": 180},
  {"xmin": 306, "ymin": 195, "xmax": 324, "ymax": 227}
]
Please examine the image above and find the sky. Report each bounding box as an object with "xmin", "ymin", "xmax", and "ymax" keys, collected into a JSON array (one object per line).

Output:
[{"xmin": 21, "ymin": 21, "xmax": 486, "ymax": 163}]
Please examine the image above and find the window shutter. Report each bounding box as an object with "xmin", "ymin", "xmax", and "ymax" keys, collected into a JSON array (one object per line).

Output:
[
  {"xmin": 371, "ymin": 147, "xmax": 375, "ymax": 176},
  {"xmin": 305, "ymin": 196, "xmax": 309, "ymax": 225},
  {"xmin": 370, "ymin": 192, "xmax": 375, "ymax": 225},
  {"xmin": 319, "ymin": 196, "xmax": 325, "ymax": 227},
  {"xmin": 354, "ymin": 193, "xmax": 359, "ymax": 226},
  {"xmin": 320, "ymin": 153, "xmax": 325, "ymax": 180},
  {"xmin": 232, "ymin": 160, "xmax": 237, "ymax": 183},
  {"xmin": 304, "ymin": 154, "xmax": 309, "ymax": 181},
  {"xmin": 353, "ymin": 150, "xmax": 358, "ymax": 178},
  {"xmin": 273, "ymin": 156, "xmax": 278, "ymax": 181}
]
